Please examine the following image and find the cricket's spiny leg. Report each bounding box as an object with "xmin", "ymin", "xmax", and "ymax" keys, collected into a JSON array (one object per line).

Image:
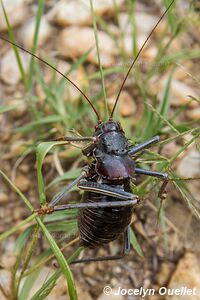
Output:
[
  {"xmin": 129, "ymin": 136, "xmax": 160, "ymax": 156},
  {"xmin": 135, "ymin": 167, "xmax": 168, "ymax": 200},
  {"xmin": 70, "ymin": 226, "xmax": 131, "ymax": 264}
]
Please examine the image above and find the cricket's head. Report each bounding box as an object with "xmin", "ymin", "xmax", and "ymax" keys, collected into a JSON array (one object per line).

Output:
[
  {"xmin": 94, "ymin": 120, "xmax": 129, "ymax": 156},
  {"xmin": 94, "ymin": 120, "xmax": 123, "ymax": 136}
]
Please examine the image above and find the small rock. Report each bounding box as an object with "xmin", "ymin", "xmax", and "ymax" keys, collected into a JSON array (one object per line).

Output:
[
  {"xmin": 36, "ymin": 60, "xmax": 87, "ymax": 103},
  {"xmin": 161, "ymin": 141, "xmax": 180, "ymax": 158},
  {"xmin": 0, "ymin": 49, "xmax": 30, "ymax": 85},
  {"xmin": 13, "ymin": 207, "xmax": 25, "ymax": 221},
  {"xmin": 156, "ymin": 262, "xmax": 174, "ymax": 286},
  {"xmin": 10, "ymin": 140, "xmax": 27, "ymax": 156},
  {"xmin": 18, "ymin": 163, "xmax": 30, "ymax": 173},
  {"xmin": 19, "ymin": 16, "xmax": 52, "ymax": 49},
  {"xmin": 0, "ymin": 0, "xmax": 28, "ymax": 32},
  {"xmin": 152, "ymin": 78, "xmax": 198, "ymax": 108},
  {"xmin": 57, "ymin": 27, "xmax": 117, "ymax": 67},
  {"xmin": 120, "ymin": 32, "xmax": 158, "ymax": 59},
  {"xmin": 122, "ymin": 34, "xmax": 149, "ymax": 57},
  {"xmin": 0, "ymin": 192, "xmax": 8, "ymax": 203},
  {"xmin": 167, "ymin": 252, "xmax": 200, "ymax": 300},
  {"xmin": 109, "ymin": 240, "xmax": 120, "ymax": 255},
  {"xmin": 118, "ymin": 12, "xmax": 164, "ymax": 37},
  {"xmin": 53, "ymin": 60, "xmax": 87, "ymax": 103},
  {"xmin": 133, "ymin": 220, "xmax": 147, "ymax": 238},
  {"xmin": 49, "ymin": 0, "xmax": 124, "ymax": 26},
  {"xmin": 177, "ymin": 148, "xmax": 200, "ymax": 178},
  {"xmin": 0, "ymin": 126, "xmax": 12, "ymax": 142},
  {"xmin": 82, "ymin": 263, "xmax": 96, "ymax": 276},
  {"xmin": 76, "ymin": 283, "xmax": 93, "ymax": 300},
  {"xmin": 0, "ymin": 270, "xmax": 11, "ymax": 300},
  {"xmin": 119, "ymin": 91, "xmax": 136, "ymax": 116},
  {"xmin": 15, "ymin": 174, "xmax": 30, "ymax": 192},
  {"xmin": 108, "ymin": 91, "xmax": 136, "ymax": 117},
  {"xmin": 186, "ymin": 107, "xmax": 200, "ymax": 120},
  {"xmin": 8, "ymin": 99, "xmax": 27, "ymax": 118},
  {"xmin": 1, "ymin": 252, "xmax": 17, "ymax": 269},
  {"xmin": 173, "ymin": 63, "xmax": 192, "ymax": 81}
]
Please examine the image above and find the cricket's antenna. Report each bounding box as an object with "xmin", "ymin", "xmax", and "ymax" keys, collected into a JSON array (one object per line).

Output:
[
  {"xmin": 109, "ymin": 0, "xmax": 175, "ymax": 120},
  {"xmin": 0, "ymin": 35, "xmax": 101, "ymax": 122}
]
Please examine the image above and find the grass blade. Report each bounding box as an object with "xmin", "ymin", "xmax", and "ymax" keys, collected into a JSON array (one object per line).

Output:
[
  {"xmin": 36, "ymin": 217, "xmax": 79, "ymax": 300},
  {"xmin": 26, "ymin": 0, "xmax": 45, "ymax": 90},
  {"xmin": 163, "ymin": 0, "xmax": 177, "ymax": 34},
  {"xmin": 36, "ymin": 141, "xmax": 69, "ymax": 205},
  {"xmin": 0, "ymin": 104, "xmax": 20, "ymax": 113},
  {"xmin": 0, "ymin": 214, "xmax": 36, "ymax": 242},
  {"xmin": 0, "ymin": 170, "xmax": 33, "ymax": 211},
  {"xmin": 1, "ymin": 0, "xmax": 26, "ymax": 85},
  {"xmin": 130, "ymin": 227, "xmax": 144, "ymax": 257}
]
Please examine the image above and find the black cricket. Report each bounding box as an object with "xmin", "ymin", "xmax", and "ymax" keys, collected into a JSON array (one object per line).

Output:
[{"xmin": 0, "ymin": 0, "xmax": 175, "ymax": 263}]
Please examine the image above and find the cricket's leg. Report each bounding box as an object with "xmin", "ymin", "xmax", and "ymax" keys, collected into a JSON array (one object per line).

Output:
[
  {"xmin": 124, "ymin": 225, "xmax": 131, "ymax": 254},
  {"xmin": 70, "ymin": 226, "xmax": 131, "ymax": 264},
  {"xmin": 40, "ymin": 199, "xmax": 138, "ymax": 214},
  {"xmin": 36, "ymin": 168, "xmax": 89, "ymax": 214},
  {"xmin": 55, "ymin": 136, "xmax": 96, "ymax": 142},
  {"xmin": 129, "ymin": 136, "xmax": 160, "ymax": 156},
  {"xmin": 135, "ymin": 167, "xmax": 169, "ymax": 222},
  {"xmin": 135, "ymin": 167, "xmax": 168, "ymax": 199},
  {"xmin": 36, "ymin": 178, "xmax": 139, "ymax": 215},
  {"xmin": 48, "ymin": 168, "xmax": 89, "ymax": 207}
]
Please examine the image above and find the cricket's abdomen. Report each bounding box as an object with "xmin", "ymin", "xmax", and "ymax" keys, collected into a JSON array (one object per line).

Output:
[{"xmin": 78, "ymin": 188, "xmax": 134, "ymax": 248}]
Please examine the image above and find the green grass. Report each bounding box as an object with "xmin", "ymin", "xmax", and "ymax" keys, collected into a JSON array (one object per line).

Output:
[{"xmin": 0, "ymin": 0, "xmax": 200, "ymax": 299}]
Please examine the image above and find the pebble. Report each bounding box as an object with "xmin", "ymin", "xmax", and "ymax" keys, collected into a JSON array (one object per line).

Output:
[
  {"xmin": 15, "ymin": 174, "xmax": 30, "ymax": 192},
  {"xmin": 13, "ymin": 207, "xmax": 26, "ymax": 221},
  {"xmin": 0, "ymin": 192, "xmax": 8, "ymax": 203},
  {"xmin": 36, "ymin": 60, "xmax": 87, "ymax": 103},
  {"xmin": 0, "ymin": 270, "xmax": 11, "ymax": 300},
  {"xmin": 0, "ymin": 49, "xmax": 30, "ymax": 85},
  {"xmin": 118, "ymin": 12, "xmax": 155, "ymax": 35},
  {"xmin": 18, "ymin": 163, "xmax": 30, "ymax": 173},
  {"xmin": 161, "ymin": 141, "xmax": 180, "ymax": 158},
  {"xmin": 118, "ymin": 16, "xmax": 158, "ymax": 59},
  {"xmin": 108, "ymin": 91, "xmax": 136, "ymax": 117},
  {"xmin": 82, "ymin": 263, "xmax": 97, "ymax": 277},
  {"xmin": 19, "ymin": 16, "xmax": 52, "ymax": 49},
  {"xmin": 152, "ymin": 78, "xmax": 198, "ymax": 108},
  {"xmin": 8, "ymin": 99, "xmax": 27, "ymax": 118},
  {"xmin": 1, "ymin": 252, "xmax": 17, "ymax": 269},
  {"xmin": 10, "ymin": 140, "xmax": 27, "ymax": 156},
  {"xmin": 156, "ymin": 262, "xmax": 174, "ymax": 286},
  {"xmin": 122, "ymin": 34, "xmax": 150, "ymax": 56},
  {"xmin": 1, "ymin": 237, "xmax": 17, "ymax": 269},
  {"xmin": 53, "ymin": 60, "xmax": 87, "ymax": 103},
  {"xmin": 118, "ymin": 12, "xmax": 165, "ymax": 44},
  {"xmin": 119, "ymin": 91, "xmax": 137, "ymax": 116},
  {"xmin": 186, "ymin": 107, "xmax": 200, "ymax": 120},
  {"xmin": 167, "ymin": 252, "xmax": 200, "ymax": 300},
  {"xmin": 177, "ymin": 148, "xmax": 200, "ymax": 178},
  {"xmin": 0, "ymin": 0, "xmax": 28, "ymax": 32},
  {"xmin": 76, "ymin": 283, "xmax": 93, "ymax": 300},
  {"xmin": 57, "ymin": 27, "xmax": 117, "ymax": 67},
  {"xmin": 49, "ymin": 0, "xmax": 124, "ymax": 26}
]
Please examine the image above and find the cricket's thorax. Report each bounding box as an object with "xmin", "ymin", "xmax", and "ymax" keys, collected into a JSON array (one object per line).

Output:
[{"xmin": 93, "ymin": 121, "xmax": 135, "ymax": 179}]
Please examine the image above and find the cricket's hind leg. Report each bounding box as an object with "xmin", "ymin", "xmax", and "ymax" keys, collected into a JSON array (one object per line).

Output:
[{"xmin": 70, "ymin": 225, "xmax": 131, "ymax": 264}]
